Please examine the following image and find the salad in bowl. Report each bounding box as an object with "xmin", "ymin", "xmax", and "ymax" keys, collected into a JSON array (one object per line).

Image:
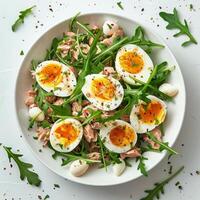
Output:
[{"xmin": 20, "ymin": 13, "xmax": 183, "ymax": 182}]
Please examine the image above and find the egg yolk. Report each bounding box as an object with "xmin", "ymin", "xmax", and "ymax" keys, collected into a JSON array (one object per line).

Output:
[
  {"xmin": 55, "ymin": 123, "xmax": 79, "ymax": 147},
  {"xmin": 38, "ymin": 64, "xmax": 63, "ymax": 87},
  {"xmin": 119, "ymin": 51, "xmax": 144, "ymax": 74},
  {"xmin": 138, "ymin": 101, "xmax": 164, "ymax": 124},
  {"xmin": 109, "ymin": 125, "xmax": 135, "ymax": 147},
  {"xmin": 91, "ymin": 77, "xmax": 115, "ymax": 101}
]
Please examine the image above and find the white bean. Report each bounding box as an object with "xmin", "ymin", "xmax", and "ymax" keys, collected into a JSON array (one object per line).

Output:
[
  {"xmin": 29, "ymin": 106, "xmax": 45, "ymax": 121},
  {"xmin": 113, "ymin": 159, "xmax": 126, "ymax": 176},
  {"xmin": 103, "ymin": 20, "xmax": 119, "ymax": 36},
  {"xmin": 159, "ymin": 83, "xmax": 178, "ymax": 97},
  {"xmin": 69, "ymin": 160, "xmax": 89, "ymax": 177}
]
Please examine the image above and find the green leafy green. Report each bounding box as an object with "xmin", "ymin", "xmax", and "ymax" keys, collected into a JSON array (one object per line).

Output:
[
  {"xmin": 47, "ymin": 103, "xmax": 71, "ymax": 116},
  {"xmin": 131, "ymin": 26, "xmax": 164, "ymax": 53},
  {"xmin": 146, "ymin": 132, "xmax": 178, "ymax": 155},
  {"xmin": 48, "ymin": 143, "xmax": 99, "ymax": 165},
  {"xmin": 12, "ymin": 6, "xmax": 36, "ymax": 32},
  {"xmin": 65, "ymin": 30, "xmax": 102, "ymax": 104},
  {"xmin": 117, "ymin": 1, "xmax": 124, "ymax": 10},
  {"xmin": 98, "ymin": 136, "xmax": 107, "ymax": 170},
  {"xmin": 159, "ymin": 8, "xmax": 197, "ymax": 46},
  {"xmin": 3, "ymin": 146, "xmax": 41, "ymax": 186},
  {"xmin": 137, "ymin": 156, "xmax": 148, "ymax": 176},
  {"xmin": 96, "ymin": 96, "xmax": 134, "ymax": 123},
  {"xmin": 140, "ymin": 166, "xmax": 184, "ymax": 200},
  {"xmin": 82, "ymin": 109, "xmax": 102, "ymax": 126}
]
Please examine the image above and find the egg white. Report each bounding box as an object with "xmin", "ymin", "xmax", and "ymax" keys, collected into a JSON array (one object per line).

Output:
[
  {"xmin": 115, "ymin": 44, "xmax": 154, "ymax": 85},
  {"xmin": 50, "ymin": 118, "xmax": 83, "ymax": 152},
  {"xmin": 81, "ymin": 74, "xmax": 124, "ymax": 111},
  {"xmin": 99, "ymin": 120, "xmax": 138, "ymax": 153},
  {"xmin": 130, "ymin": 95, "xmax": 167, "ymax": 134},
  {"xmin": 35, "ymin": 60, "xmax": 76, "ymax": 97}
]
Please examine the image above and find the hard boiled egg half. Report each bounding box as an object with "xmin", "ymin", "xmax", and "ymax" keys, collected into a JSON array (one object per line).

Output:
[
  {"xmin": 115, "ymin": 44, "xmax": 154, "ymax": 85},
  {"xmin": 81, "ymin": 74, "xmax": 124, "ymax": 111},
  {"xmin": 130, "ymin": 95, "xmax": 167, "ymax": 133},
  {"xmin": 50, "ymin": 118, "xmax": 83, "ymax": 152},
  {"xmin": 35, "ymin": 60, "xmax": 76, "ymax": 97},
  {"xmin": 99, "ymin": 120, "xmax": 137, "ymax": 153}
]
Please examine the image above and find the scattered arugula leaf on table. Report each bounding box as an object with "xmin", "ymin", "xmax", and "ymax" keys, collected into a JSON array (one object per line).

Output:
[
  {"xmin": 140, "ymin": 166, "xmax": 184, "ymax": 200},
  {"xmin": 12, "ymin": 5, "xmax": 36, "ymax": 32},
  {"xmin": 159, "ymin": 8, "xmax": 197, "ymax": 46},
  {"xmin": 3, "ymin": 146, "xmax": 41, "ymax": 186}
]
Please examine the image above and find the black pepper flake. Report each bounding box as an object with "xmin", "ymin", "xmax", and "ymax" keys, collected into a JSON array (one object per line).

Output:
[
  {"xmin": 49, "ymin": 8, "xmax": 53, "ymax": 12},
  {"xmin": 54, "ymin": 183, "xmax": 60, "ymax": 188},
  {"xmin": 38, "ymin": 195, "xmax": 42, "ymax": 200},
  {"xmin": 178, "ymin": 185, "xmax": 183, "ymax": 190},
  {"xmin": 141, "ymin": 8, "xmax": 144, "ymax": 12},
  {"xmin": 196, "ymin": 170, "xmax": 200, "ymax": 175}
]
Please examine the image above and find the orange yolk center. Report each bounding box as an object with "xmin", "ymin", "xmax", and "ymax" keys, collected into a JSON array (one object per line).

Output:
[
  {"xmin": 109, "ymin": 125, "xmax": 135, "ymax": 147},
  {"xmin": 91, "ymin": 77, "xmax": 115, "ymax": 101},
  {"xmin": 39, "ymin": 64, "xmax": 62, "ymax": 87},
  {"xmin": 119, "ymin": 51, "xmax": 144, "ymax": 74},
  {"xmin": 138, "ymin": 101, "xmax": 163, "ymax": 124},
  {"xmin": 55, "ymin": 123, "xmax": 79, "ymax": 147}
]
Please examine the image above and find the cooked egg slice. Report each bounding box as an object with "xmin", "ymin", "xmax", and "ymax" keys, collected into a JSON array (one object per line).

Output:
[
  {"xmin": 81, "ymin": 74, "xmax": 124, "ymax": 111},
  {"xmin": 35, "ymin": 60, "xmax": 76, "ymax": 97},
  {"xmin": 115, "ymin": 44, "xmax": 154, "ymax": 85},
  {"xmin": 130, "ymin": 95, "xmax": 167, "ymax": 134},
  {"xmin": 50, "ymin": 118, "xmax": 83, "ymax": 152},
  {"xmin": 99, "ymin": 120, "xmax": 137, "ymax": 153}
]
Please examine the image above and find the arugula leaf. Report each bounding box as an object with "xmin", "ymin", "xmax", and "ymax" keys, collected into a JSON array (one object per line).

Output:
[
  {"xmin": 12, "ymin": 6, "xmax": 36, "ymax": 32},
  {"xmin": 117, "ymin": 1, "xmax": 124, "ymax": 10},
  {"xmin": 47, "ymin": 37, "xmax": 60, "ymax": 60},
  {"xmin": 159, "ymin": 8, "xmax": 197, "ymax": 46},
  {"xmin": 146, "ymin": 132, "xmax": 178, "ymax": 155},
  {"xmin": 131, "ymin": 26, "xmax": 164, "ymax": 53},
  {"xmin": 98, "ymin": 136, "xmax": 107, "ymax": 170},
  {"xmin": 47, "ymin": 103, "xmax": 71, "ymax": 116},
  {"xmin": 96, "ymin": 96, "xmax": 134, "ymax": 123},
  {"xmin": 3, "ymin": 146, "xmax": 41, "ymax": 186},
  {"xmin": 93, "ymin": 37, "xmax": 129, "ymax": 63},
  {"xmin": 140, "ymin": 166, "xmax": 184, "ymax": 200},
  {"xmin": 82, "ymin": 109, "xmax": 102, "ymax": 126},
  {"xmin": 48, "ymin": 143, "xmax": 99, "ymax": 165},
  {"xmin": 137, "ymin": 156, "xmax": 148, "ymax": 176},
  {"xmin": 65, "ymin": 30, "xmax": 102, "ymax": 104},
  {"xmin": 69, "ymin": 12, "xmax": 81, "ymax": 32}
]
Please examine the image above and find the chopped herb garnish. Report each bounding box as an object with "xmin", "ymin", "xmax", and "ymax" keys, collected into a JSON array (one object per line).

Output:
[
  {"xmin": 44, "ymin": 195, "xmax": 50, "ymax": 200},
  {"xmin": 159, "ymin": 8, "xmax": 197, "ymax": 46},
  {"xmin": 20, "ymin": 50, "xmax": 24, "ymax": 55},
  {"xmin": 12, "ymin": 6, "xmax": 36, "ymax": 32},
  {"xmin": 3, "ymin": 146, "xmax": 41, "ymax": 186},
  {"xmin": 117, "ymin": 1, "xmax": 124, "ymax": 10}
]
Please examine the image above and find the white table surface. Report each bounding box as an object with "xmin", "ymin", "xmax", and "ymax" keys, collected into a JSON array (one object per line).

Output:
[{"xmin": 0, "ymin": 0, "xmax": 200, "ymax": 199}]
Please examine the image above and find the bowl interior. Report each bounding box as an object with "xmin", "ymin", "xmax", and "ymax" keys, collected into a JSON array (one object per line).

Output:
[{"xmin": 15, "ymin": 13, "xmax": 185, "ymax": 186}]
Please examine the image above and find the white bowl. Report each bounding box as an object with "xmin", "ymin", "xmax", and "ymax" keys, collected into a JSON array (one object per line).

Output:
[{"xmin": 15, "ymin": 13, "xmax": 186, "ymax": 186}]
